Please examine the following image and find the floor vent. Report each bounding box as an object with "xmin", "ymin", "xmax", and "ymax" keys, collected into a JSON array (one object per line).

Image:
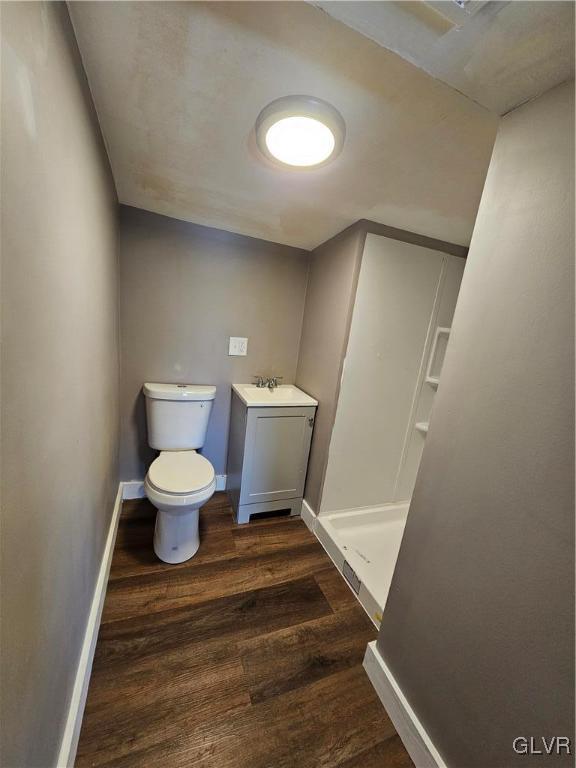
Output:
[{"xmin": 342, "ymin": 560, "xmax": 362, "ymax": 594}]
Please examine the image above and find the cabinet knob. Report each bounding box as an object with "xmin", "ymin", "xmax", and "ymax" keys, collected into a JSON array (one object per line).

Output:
[{"xmin": 308, "ymin": 417, "xmax": 315, "ymax": 427}]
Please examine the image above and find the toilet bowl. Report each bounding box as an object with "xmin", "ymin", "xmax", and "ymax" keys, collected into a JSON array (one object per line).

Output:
[
  {"xmin": 143, "ymin": 382, "xmax": 217, "ymax": 563},
  {"xmin": 145, "ymin": 449, "xmax": 216, "ymax": 563}
]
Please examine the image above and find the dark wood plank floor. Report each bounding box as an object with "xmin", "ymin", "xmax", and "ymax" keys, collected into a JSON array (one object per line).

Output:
[{"xmin": 76, "ymin": 493, "xmax": 413, "ymax": 768}]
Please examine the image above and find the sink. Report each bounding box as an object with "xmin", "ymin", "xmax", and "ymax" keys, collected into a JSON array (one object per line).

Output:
[{"xmin": 232, "ymin": 383, "xmax": 318, "ymax": 407}]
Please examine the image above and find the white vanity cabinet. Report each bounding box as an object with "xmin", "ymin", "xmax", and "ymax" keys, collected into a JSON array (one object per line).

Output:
[{"xmin": 227, "ymin": 385, "xmax": 317, "ymax": 524}]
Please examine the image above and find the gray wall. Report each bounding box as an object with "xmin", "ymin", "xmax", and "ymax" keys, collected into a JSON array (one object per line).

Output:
[
  {"xmin": 118, "ymin": 206, "xmax": 309, "ymax": 481},
  {"xmin": 378, "ymin": 80, "xmax": 574, "ymax": 767},
  {"xmin": 295, "ymin": 226, "xmax": 365, "ymax": 511},
  {"xmin": 0, "ymin": 3, "xmax": 120, "ymax": 767}
]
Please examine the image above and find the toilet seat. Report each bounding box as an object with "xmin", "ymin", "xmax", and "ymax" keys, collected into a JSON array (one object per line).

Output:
[
  {"xmin": 147, "ymin": 450, "xmax": 215, "ymax": 495},
  {"xmin": 144, "ymin": 476, "xmax": 216, "ymax": 511}
]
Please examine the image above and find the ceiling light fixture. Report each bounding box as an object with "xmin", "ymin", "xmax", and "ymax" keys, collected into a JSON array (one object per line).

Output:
[{"xmin": 255, "ymin": 95, "xmax": 345, "ymax": 169}]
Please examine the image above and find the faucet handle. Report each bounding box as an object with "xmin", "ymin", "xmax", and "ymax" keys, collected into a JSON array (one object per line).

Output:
[
  {"xmin": 253, "ymin": 375, "xmax": 266, "ymax": 388},
  {"xmin": 269, "ymin": 376, "xmax": 283, "ymax": 387}
]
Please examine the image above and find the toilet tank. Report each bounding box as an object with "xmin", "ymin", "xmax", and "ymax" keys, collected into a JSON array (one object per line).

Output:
[{"xmin": 143, "ymin": 383, "xmax": 216, "ymax": 450}]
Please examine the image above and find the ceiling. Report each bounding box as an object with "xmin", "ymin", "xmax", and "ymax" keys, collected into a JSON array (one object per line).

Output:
[
  {"xmin": 314, "ymin": 1, "xmax": 575, "ymax": 115},
  {"xmin": 70, "ymin": 2, "xmax": 503, "ymax": 249}
]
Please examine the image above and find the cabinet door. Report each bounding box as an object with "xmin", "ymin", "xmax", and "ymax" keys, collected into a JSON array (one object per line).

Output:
[{"xmin": 240, "ymin": 406, "xmax": 316, "ymax": 506}]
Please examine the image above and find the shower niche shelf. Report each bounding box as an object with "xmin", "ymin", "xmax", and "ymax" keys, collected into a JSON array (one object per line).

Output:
[
  {"xmin": 417, "ymin": 326, "xmax": 452, "ymax": 436},
  {"xmin": 426, "ymin": 326, "xmax": 451, "ymax": 385}
]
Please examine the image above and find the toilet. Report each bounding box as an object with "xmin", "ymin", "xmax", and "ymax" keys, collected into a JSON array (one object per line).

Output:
[{"xmin": 143, "ymin": 382, "xmax": 217, "ymax": 564}]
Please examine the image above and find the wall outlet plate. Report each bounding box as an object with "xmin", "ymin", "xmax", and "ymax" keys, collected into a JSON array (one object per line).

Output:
[{"xmin": 229, "ymin": 337, "xmax": 248, "ymax": 356}]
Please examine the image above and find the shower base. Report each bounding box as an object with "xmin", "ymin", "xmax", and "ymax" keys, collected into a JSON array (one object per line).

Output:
[{"xmin": 313, "ymin": 502, "xmax": 409, "ymax": 628}]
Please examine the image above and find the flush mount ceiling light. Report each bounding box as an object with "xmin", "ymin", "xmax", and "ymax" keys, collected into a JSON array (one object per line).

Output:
[{"xmin": 255, "ymin": 96, "xmax": 345, "ymax": 169}]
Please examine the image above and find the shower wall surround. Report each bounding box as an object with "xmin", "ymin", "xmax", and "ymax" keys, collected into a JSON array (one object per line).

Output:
[{"xmin": 319, "ymin": 232, "xmax": 465, "ymax": 514}]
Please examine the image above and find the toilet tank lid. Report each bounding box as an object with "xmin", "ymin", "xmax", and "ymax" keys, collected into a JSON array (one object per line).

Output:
[{"xmin": 143, "ymin": 383, "xmax": 216, "ymax": 401}]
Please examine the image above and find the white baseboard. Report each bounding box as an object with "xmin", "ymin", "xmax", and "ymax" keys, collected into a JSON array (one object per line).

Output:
[
  {"xmin": 300, "ymin": 499, "xmax": 317, "ymax": 533},
  {"xmin": 122, "ymin": 474, "xmax": 227, "ymax": 500},
  {"xmin": 56, "ymin": 483, "xmax": 123, "ymax": 768},
  {"xmin": 363, "ymin": 641, "xmax": 446, "ymax": 768},
  {"xmin": 122, "ymin": 480, "xmax": 147, "ymax": 499}
]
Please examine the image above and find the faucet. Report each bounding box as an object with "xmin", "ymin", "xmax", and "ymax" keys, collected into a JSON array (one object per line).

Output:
[
  {"xmin": 253, "ymin": 375, "xmax": 283, "ymax": 390},
  {"xmin": 266, "ymin": 376, "xmax": 282, "ymax": 391}
]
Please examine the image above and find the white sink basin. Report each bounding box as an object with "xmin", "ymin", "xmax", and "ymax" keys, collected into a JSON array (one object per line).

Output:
[{"xmin": 232, "ymin": 383, "xmax": 318, "ymax": 408}]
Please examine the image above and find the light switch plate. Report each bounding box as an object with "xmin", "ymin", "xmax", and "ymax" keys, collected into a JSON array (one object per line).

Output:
[{"xmin": 228, "ymin": 337, "xmax": 248, "ymax": 356}]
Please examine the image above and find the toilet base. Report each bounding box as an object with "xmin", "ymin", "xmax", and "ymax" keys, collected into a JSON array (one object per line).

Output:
[{"xmin": 153, "ymin": 508, "xmax": 200, "ymax": 564}]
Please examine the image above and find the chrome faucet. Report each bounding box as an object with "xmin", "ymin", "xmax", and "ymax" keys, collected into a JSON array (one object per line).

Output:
[
  {"xmin": 266, "ymin": 376, "xmax": 282, "ymax": 391},
  {"xmin": 253, "ymin": 375, "xmax": 283, "ymax": 390}
]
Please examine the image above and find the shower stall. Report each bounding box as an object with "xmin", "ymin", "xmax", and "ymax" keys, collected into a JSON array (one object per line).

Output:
[{"xmin": 306, "ymin": 230, "xmax": 465, "ymax": 626}]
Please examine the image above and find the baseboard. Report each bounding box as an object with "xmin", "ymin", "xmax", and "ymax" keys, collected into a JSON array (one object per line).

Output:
[
  {"xmin": 122, "ymin": 474, "xmax": 227, "ymax": 500},
  {"xmin": 56, "ymin": 483, "xmax": 123, "ymax": 768},
  {"xmin": 363, "ymin": 641, "xmax": 447, "ymax": 768},
  {"xmin": 300, "ymin": 499, "xmax": 317, "ymax": 533},
  {"xmin": 122, "ymin": 480, "xmax": 147, "ymax": 499}
]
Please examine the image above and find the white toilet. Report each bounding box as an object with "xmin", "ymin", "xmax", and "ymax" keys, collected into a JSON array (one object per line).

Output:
[{"xmin": 143, "ymin": 382, "xmax": 217, "ymax": 564}]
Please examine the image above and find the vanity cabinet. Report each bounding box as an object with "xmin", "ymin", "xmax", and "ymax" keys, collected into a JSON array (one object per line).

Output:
[{"xmin": 227, "ymin": 389, "xmax": 316, "ymax": 524}]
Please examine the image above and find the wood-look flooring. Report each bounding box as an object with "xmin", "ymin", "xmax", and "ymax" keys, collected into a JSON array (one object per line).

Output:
[{"xmin": 76, "ymin": 493, "xmax": 413, "ymax": 768}]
